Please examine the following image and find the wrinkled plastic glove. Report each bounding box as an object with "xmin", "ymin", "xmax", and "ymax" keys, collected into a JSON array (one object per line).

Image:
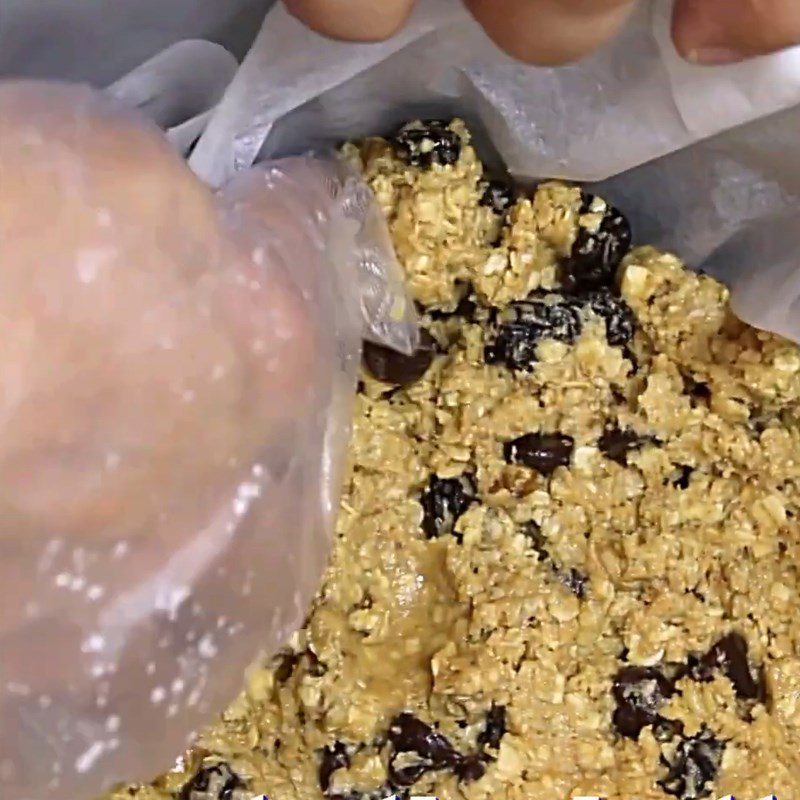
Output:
[{"xmin": 0, "ymin": 81, "xmax": 415, "ymax": 800}]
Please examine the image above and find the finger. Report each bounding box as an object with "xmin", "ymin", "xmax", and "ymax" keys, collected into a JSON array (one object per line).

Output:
[
  {"xmin": 284, "ymin": 0, "xmax": 416, "ymax": 42},
  {"xmin": 464, "ymin": 0, "xmax": 636, "ymax": 65},
  {"xmin": 673, "ymin": 0, "xmax": 800, "ymax": 65}
]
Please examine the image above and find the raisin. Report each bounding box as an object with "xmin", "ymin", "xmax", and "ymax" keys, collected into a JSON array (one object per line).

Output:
[
  {"xmin": 480, "ymin": 180, "xmax": 514, "ymax": 214},
  {"xmin": 658, "ymin": 730, "xmax": 725, "ymax": 800},
  {"xmin": 318, "ymin": 742, "xmax": 350, "ymax": 793},
  {"xmin": 455, "ymin": 754, "xmax": 487, "ymax": 783},
  {"xmin": 420, "ymin": 474, "xmax": 477, "ymax": 539},
  {"xmin": 522, "ymin": 521, "xmax": 549, "ymax": 561},
  {"xmin": 598, "ymin": 426, "xmax": 647, "ymax": 466},
  {"xmin": 363, "ymin": 330, "xmax": 437, "ymax": 387},
  {"xmin": 272, "ymin": 649, "xmax": 300, "ymax": 684},
  {"xmin": 485, "ymin": 296, "xmax": 582, "ymax": 371},
  {"xmin": 179, "ymin": 763, "xmax": 246, "ymax": 800},
  {"xmin": 392, "ymin": 121, "xmax": 461, "ymax": 168},
  {"xmin": 560, "ymin": 192, "xmax": 632, "ymax": 292},
  {"xmin": 560, "ymin": 567, "xmax": 588, "ymax": 599},
  {"xmin": 582, "ymin": 289, "xmax": 636, "ymax": 347},
  {"xmin": 503, "ymin": 433, "xmax": 574, "ymax": 476},
  {"xmin": 612, "ymin": 666, "xmax": 675, "ymax": 740},
  {"xmin": 671, "ymin": 465, "xmax": 694, "ymax": 490},
  {"xmin": 477, "ymin": 705, "xmax": 507, "ymax": 750},
  {"xmin": 387, "ymin": 713, "xmax": 460, "ymax": 786},
  {"xmin": 692, "ymin": 633, "xmax": 764, "ymax": 701}
]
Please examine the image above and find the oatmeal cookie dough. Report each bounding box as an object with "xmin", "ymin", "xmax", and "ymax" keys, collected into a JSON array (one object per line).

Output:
[{"xmin": 116, "ymin": 121, "xmax": 800, "ymax": 800}]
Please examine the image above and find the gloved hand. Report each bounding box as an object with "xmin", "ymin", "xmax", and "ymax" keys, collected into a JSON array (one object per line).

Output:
[
  {"xmin": 285, "ymin": 0, "xmax": 800, "ymax": 66},
  {"xmin": 0, "ymin": 81, "xmax": 406, "ymax": 800}
]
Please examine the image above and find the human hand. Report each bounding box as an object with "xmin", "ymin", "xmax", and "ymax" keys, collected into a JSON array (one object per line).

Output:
[
  {"xmin": 283, "ymin": 0, "xmax": 800, "ymax": 66},
  {"xmin": 0, "ymin": 82, "xmax": 368, "ymax": 800}
]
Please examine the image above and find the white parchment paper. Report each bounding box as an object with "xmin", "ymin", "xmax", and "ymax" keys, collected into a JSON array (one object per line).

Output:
[{"xmin": 191, "ymin": 0, "xmax": 800, "ymax": 342}]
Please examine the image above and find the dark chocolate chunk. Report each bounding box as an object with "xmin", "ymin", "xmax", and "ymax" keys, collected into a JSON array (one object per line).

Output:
[
  {"xmin": 612, "ymin": 666, "xmax": 675, "ymax": 740},
  {"xmin": 477, "ymin": 705, "xmax": 507, "ymax": 750},
  {"xmin": 318, "ymin": 742, "xmax": 351, "ymax": 793},
  {"xmin": 179, "ymin": 763, "xmax": 246, "ymax": 800},
  {"xmin": 480, "ymin": 180, "xmax": 514, "ymax": 214},
  {"xmin": 598, "ymin": 426, "xmax": 647, "ymax": 466},
  {"xmin": 420, "ymin": 474, "xmax": 477, "ymax": 539},
  {"xmin": 455, "ymin": 754, "xmax": 488, "ymax": 783},
  {"xmin": 693, "ymin": 633, "xmax": 763, "ymax": 701},
  {"xmin": 658, "ymin": 730, "xmax": 725, "ymax": 800},
  {"xmin": 582, "ymin": 289, "xmax": 636, "ymax": 347},
  {"xmin": 363, "ymin": 330, "xmax": 437, "ymax": 387},
  {"xmin": 560, "ymin": 192, "xmax": 632, "ymax": 292},
  {"xmin": 485, "ymin": 296, "xmax": 583, "ymax": 371},
  {"xmin": 560, "ymin": 567, "xmax": 588, "ymax": 599},
  {"xmin": 393, "ymin": 121, "xmax": 461, "ymax": 168},
  {"xmin": 503, "ymin": 433, "xmax": 574, "ymax": 476},
  {"xmin": 387, "ymin": 713, "xmax": 460, "ymax": 786}
]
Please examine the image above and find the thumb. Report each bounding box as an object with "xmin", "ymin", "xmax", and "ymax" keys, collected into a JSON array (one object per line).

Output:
[{"xmin": 673, "ymin": 0, "xmax": 800, "ymax": 65}]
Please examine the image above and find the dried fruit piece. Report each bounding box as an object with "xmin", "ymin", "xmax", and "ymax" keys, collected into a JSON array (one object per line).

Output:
[
  {"xmin": 480, "ymin": 180, "xmax": 514, "ymax": 214},
  {"xmin": 560, "ymin": 192, "xmax": 632, "ymax": 292},
  {"xmin": 582, "ymin": 289, "xmax": 636, "ymax": 347},
  {"xmin": 612, "ymin": 666, "xmax": 675, "ymax": 740},
  {"xmin": 522, "ymin": 520, "xmax": 549, "ymax": 561},
  {"xmin": 692, "ymin": 633, "xmax": 764, "ymax": 701},
  {"xmin": 363, "ymin": 330, "xmax": 437, "ymax": 387},
  {"xmin": 598, "ymin": 426, "xmax": 647, "ymax": 466},
  {"xmin": 387, "ymin": 713, "xmax": 461, "ymax": 786},
  {"xmin": 503, "ymin": 433, "xmax": 574, "ymax": 476},
  {"xmin": 477, "ymin": 705, "xmax": 507, "ymax": 750},
  {"xmin": 671, "ymin": 465, "xmax": 694, "ymax": 490},
  {"xmin": 318, "ymin": 742, "xmax": 351, "ymax": 793},
  {"xmin": 392, "ymin": 120, "xmax": 461, "ymax": 168},
  {"xmin": 560, "ymin": 567, "xmax": 588, "ymax": 599},
  {"xmin": 658, "ymin": 730, "xmax": 725, "ymax": 800},
  {"xmin": 420, "ymin": 474, "xmax": 477, "ymax": 539},
  {"xmin": 179, "ymin": 763, "xmax": 246, "ymax": 800},
  {"xmin": 455, "ymin": 754, "xmax": 487, "ymax": 783},
  {"xmin": 485, "ymin": 296, "xmax": 582, "ymax": 371}
]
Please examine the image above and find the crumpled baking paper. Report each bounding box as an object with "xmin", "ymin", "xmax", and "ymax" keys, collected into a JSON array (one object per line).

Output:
[{"xmin": 191, "ymin": 0, "xmax": 800, "ymax": 342}]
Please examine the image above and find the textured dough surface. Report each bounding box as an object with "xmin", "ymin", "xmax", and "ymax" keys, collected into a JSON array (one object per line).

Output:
[{"xmin": 116, "ymin": 121, "xmax": 800, "ymax": 800}]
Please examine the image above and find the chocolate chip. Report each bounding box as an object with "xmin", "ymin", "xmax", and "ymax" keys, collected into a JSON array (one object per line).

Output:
[
  {"xmin": 560, "ymin": 567, "xmax": 588, "ymax": 599},
  {"xmin": 560, "ymin": 192, "xmax": 632, "ymax": 293},
  {"xmin": 420, "ymin": 474, "xmax": 477, "ymax": 539},
  {"xmin": 480, "ymin": 180, "xmax": 514, "ymax": 214},
  {"xmin": 693, "ymin": 633, "xmax": 763, "ymax": 701},
  {"xmin": 363, "ymin": 330, "xmax": 437, "ymax": 387},
  {"xmin": 477, "ymin": 705, "xmax": 507, "ymax": 750},
  {"xmin": 455, "ymin": 754, "xmax": 487, "ymax": 783},
  {"xmin": 485, "ymin": 296, "xmax": 582, "ymax": 371},
  {"xmin": 393, "ymin": 121, "xmax": 461, "ymax": 168},
  {"xmin": 658, "ymin": 730, "xmax": 725, "ymax": 800},
  {"xmin": 612, "ymin": 666, "xmax": 676, "ymax": 739},
  {"xmin": 503, "ymin": 433, "xmax": 574, "ymax": 476},
  {"xmin": 582, "ymin": 289, "xmax": 636, "ymax": 347},
  {"xmin": 387, "ymin": 713, "xmax": 460, "ymax": 786},
  {"xmin": 179, "ymin": 763, "xmax": 246, "ymax": 800},
  {"xmin": 598, "ymin": 426, "xmax": 647, "ymax": 466},
  {"xmin": 318, "ymin": 742, "xmax": 350, "ymax": 793}
]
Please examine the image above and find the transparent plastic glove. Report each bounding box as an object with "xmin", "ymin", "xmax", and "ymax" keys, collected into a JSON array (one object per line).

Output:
[{"xmin": 0, "ymin": 81, "xmax": 415, "ymax": 800}]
